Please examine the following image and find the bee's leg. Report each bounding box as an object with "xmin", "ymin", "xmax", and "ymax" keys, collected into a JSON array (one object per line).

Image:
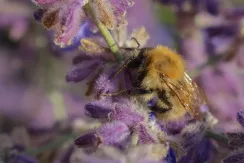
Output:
[
  {"xmin": 131, "ymin": 37, "xmax": 140, "ymax": 49},
  {"xmin": 101, "ymin": 88, "xmax": 152, "ymax": 97},
  {"xmin": 110, "ymin": 56, "xmax": 137, "ymax": 80}
]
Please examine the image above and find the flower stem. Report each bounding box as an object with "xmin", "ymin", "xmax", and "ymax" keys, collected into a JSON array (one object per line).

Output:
[
  {"xmin": 96, "ymin": 21, "xmax": 123, "ymax": 62},
  {"xmin": 205, "ymin": 130, "xmax": 228, "ymax": 145},
  {"xmin": 84, "ymin": 3, "xmax": 123, "ymax": 63}
]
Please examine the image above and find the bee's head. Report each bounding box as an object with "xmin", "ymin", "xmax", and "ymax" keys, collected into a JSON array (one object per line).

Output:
[{"xmin": 146, "ymin": 46, "xmax": 185, "ymax": 80}]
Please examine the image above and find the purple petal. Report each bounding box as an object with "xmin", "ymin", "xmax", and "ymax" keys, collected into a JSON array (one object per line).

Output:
[
  {"xmin": 74, "ymin": 133, "xmax": 101, "ymax": 148},
  {"xmin": 95, "ymin": 74, "xmax": 115, "ymax": 93},
  {"xmin": 60, "ymin": 22, "xmax": 94, "ymax": 52},
  {"xmin": 72, "ymin": 55, "xmax": 91, "ymax": 65},
  {"xmin": 66, "ymin": 60, "xmax": 99, "ymax": 82},
  {"xmin": 85, "ymin": 100, "xmax": 114, "ymax": 119},
  {"xmin": 133, "ymin": 124, "xmax": 156, "ymax": 144},
  {"xmin": 110, "ymin": 105, "xmax": 144, "ymax": 126},
  {"xmin": 163, "ymin": 121, "xmax": 186, "ymax": 135},
  {"xmin": 237, "ymin": 110, "xmax": 244, "ymax": 127},
  {"xmin": 97, "ymin": 121, "xmax": 130, "ymax": 147},
  {"xmin": 54, "ymin": 2, "xmax": 86, "ymax": 47},
  {"xmin": 110, "ymin": 0, "xmax": 134, "ymax": 17}
]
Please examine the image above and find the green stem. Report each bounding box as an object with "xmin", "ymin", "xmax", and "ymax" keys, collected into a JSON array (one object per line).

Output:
[
  {"xmin": 84, "ymin": 3, "xmax": 123, "ymax": 62},
  {"xmin": 96, "ymin": 21, "xmax": 123, "ymax": 62},
  {"xmin": 205, "ymin": 130, "xmax": 228, "ymax": 145}
]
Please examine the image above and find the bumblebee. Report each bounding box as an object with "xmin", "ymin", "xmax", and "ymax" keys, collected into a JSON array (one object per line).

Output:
[{"xmin": 102, "ymin": 45, "xmax": 206, "ymax": 121}]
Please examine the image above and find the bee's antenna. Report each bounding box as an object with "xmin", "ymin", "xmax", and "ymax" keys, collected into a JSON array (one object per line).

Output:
[
  {"xmin": 109, "ymin": 38, "xmax": 140, "ymax": 81},
  {"xmin": 131, "ymin": 37, "xmax": 140, "ymax": 49}
]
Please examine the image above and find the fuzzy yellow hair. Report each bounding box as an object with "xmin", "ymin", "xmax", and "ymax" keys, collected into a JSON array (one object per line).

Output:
[
  {"xmin": 146, "ymin": 45, "xmax": 185, "ymax": 80},
  {"xmin": 141, "ymin": 46, "xmax": 185, "ymax": 90}
]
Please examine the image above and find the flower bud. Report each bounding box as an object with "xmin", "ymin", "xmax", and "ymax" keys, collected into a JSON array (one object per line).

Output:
[
  {"xmin": 85, "ymin": 100, "xmax": 114, "ymax": 119},
  {"xmin": 74, "ymin": 133, "xmax": 101, "ymax": 148}
]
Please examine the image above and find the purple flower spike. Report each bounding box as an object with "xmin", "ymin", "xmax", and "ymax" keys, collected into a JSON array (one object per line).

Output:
[
  {"xmin": 74, "ymin": 133, "xmax": 101, "ymax": 148},
  {"xmin": 223, "ymin": 149, "xmax": 244, "ymax": 163},
  {"xmin": 85, "ymin": 100, "xmax": 114, "ymax": 119},
  {"xmin": 97, "ymin": 121, "xmax": 130, "ymax": 147},
  {"xmin": 66, "ymin": 60, "xmax": 99, "ymax": 83},
  {"xmin": 237, "ymin": 110, "xmax": 244, "ymax": 127},
  {"xmin": 133, "ymin": 124, "xmax": 156, "ymax": 144},
  {"xmin": 109, "ymin": 106, "xmax": 144, "ymax": 126}
]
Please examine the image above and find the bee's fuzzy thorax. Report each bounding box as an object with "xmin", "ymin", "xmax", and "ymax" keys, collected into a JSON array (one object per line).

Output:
[{"xmin": 145, "ymin": 45, "xmax": 185, "ymax": 80}]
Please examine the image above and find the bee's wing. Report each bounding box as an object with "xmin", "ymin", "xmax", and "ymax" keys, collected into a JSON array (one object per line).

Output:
[{"xmin": 162, "ymin": 73, "xmax": 206, "ymax": 120}]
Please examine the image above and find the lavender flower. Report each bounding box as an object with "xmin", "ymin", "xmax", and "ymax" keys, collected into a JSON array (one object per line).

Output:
[
  {"xmin": 75, "ymin": 98, "xmax": 161, "ymax": 149},
  {"xmin": 31, "ymin": 0, "xmax": 134, "ymax": 47},
  {"xmin": 85, "ymin": 99, "xmax": 114, "ymax": 118}
]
